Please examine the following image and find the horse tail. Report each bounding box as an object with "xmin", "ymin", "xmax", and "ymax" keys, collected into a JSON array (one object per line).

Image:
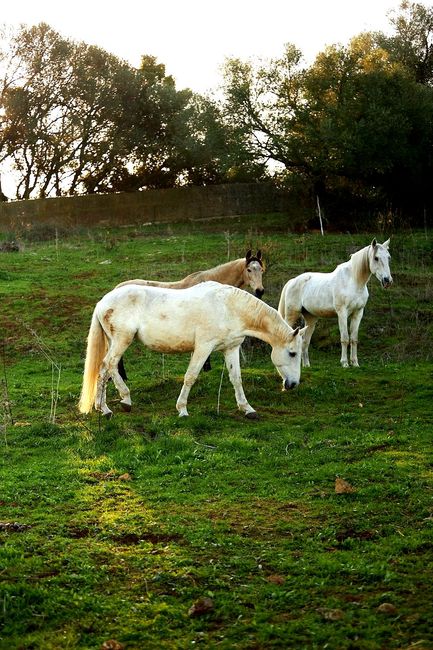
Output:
[
  {"xmin": 278, "ymin": 277, "xmax": 304, "ymax": 326},
  {"xmin": 78, "ymin": 310, "xmax": 107, "ymax": 414},
  {"xmin": 278, "ymin": 282, "xmax": 288, "ymax": 318}
]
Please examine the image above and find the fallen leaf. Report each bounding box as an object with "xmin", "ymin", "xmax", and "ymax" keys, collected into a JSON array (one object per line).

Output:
[
  {"xmin": 335, "ymin": 478, "xmax": 356, "ymax": 494},
  {"xmin": 188, "ymin": 597, "xmax": 214, "ymax": 617},
  {"xmin": 100, "ymin": 640, "xmax": 124, "ymax": 650},
  {"xmin": 118, "ymin": 473, "xmax": 132, "ymax": 481},
  {"xmin": 13, "ymin": 421, "xmax": 31, "ymax": 427},
  {"xmin": 267, "ymin": 574, "xmax": 285, "ymax": 585}
]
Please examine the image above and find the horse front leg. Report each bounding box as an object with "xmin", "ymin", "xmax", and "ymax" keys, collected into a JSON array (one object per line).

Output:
[
  {"xmin": 349, "ymin": 308, "xmax": 364, "ymax": 367},
  {"xmin": 176, "ymin": 346, "xmax": 214, "ymax": 417},
  {"xmin": 337, "ymin": 308, "xmax": 350, "ymax": 368},
  {"xmin": 302, "ymin": 314, "xmax": 317, "ymax": 367},
  {"xmin": 224, "ymin": 347, "xmax": 258, "ymax": 419}
]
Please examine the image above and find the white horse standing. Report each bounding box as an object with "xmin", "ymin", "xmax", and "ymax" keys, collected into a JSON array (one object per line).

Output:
[
  {"xmin": 278, "ymin": 239, "xmax": 393, "ymax": 367},
  {"xmin": 115, "ymin": 250, "xmax": 265, "ymax": 378},
  {"xmin": 79, "ymin": 281, "xmax": 306, "ymax": 419}
]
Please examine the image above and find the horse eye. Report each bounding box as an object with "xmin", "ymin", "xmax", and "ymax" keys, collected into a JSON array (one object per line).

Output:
[
  {"xmin": 374, "ymin": 256, "xmax": 379, "ymax": 261},
  {"xmin": 289, "ymin": 351, "xmax": 296, "ymax": 358},
  {"xmin": 247, "ymin": 268, "xmax": 251, "ymax": 272}
]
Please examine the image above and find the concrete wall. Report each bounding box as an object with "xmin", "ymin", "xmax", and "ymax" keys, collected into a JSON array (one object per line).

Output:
[{"xmin": 0, "ymin": 183, "xmax": 291, "ymax": 231}]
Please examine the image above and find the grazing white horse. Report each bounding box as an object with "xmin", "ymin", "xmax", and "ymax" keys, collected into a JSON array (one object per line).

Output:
[
  {"xmin": 278, "ymin": 239, "xmax": 393, "ymax": 367},
  {"xmin": 115, "ymin": 250, "xmax": 265, "ymax": 378},
  {"xmin": 79, "ymin": 281, "xmax": 307, "ymax": 419}
]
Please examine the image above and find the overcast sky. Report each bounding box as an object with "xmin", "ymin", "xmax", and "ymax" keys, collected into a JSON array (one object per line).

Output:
[{"xmin": 1, "ymin": 0, "xmax": 403, "ymax": 94}]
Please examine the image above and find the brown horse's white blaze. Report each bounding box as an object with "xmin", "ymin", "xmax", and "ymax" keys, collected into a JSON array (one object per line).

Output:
[
  {"xmin": 278, "ymin": 238, "xmax": 393, "ymax": 367},
  {"xmin": 115, "ymin": 250, "xmax": 265, "ymax": 378},
  {"xmin": 78, "ymin": 282, "xmax": 306, "ymax": 419}
]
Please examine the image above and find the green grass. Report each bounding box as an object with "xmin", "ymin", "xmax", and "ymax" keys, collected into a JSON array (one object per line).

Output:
[{"xmin": 1, "ymin": 218, "xmax": 432, "ymax": 649}]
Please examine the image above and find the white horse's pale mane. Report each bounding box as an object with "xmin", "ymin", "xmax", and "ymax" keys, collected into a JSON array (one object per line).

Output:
[
  {"xmin": 349, "ymin": 245, "xmax": 371, "ymax": 285},
  {"xmin": 233, "ymin": 287, "xmax": 290, "ymax": 343}
]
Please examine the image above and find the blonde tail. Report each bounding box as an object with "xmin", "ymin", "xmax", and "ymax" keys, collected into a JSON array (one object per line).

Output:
[{"xmin": 78, "ymin": 311, "xmax": 107, "ymax": 414}]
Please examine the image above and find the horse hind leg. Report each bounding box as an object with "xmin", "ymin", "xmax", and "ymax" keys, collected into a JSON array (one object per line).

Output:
[
  {"xmin": 95, "ymin": 361, "xmax": 114, "ymax": 418},
  {"xmin": 96, "ymin": 334, "xmax": 134, "ymax": 417},
  {"xmin": 112, "ymin": 367, "xmax": 132, "ymax": 411}
]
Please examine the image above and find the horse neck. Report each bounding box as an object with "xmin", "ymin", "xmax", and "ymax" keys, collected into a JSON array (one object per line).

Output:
[
  {"xmin": 206, "ymin": 259, "xmax": 244, "ymax": 287},
  {"xmin": 241, "ymin": 296, "xmax": 288, "ymax": 346},
  {"xmin": 349, "ymin": 246, "xmax": 371, "ymax": 287}
]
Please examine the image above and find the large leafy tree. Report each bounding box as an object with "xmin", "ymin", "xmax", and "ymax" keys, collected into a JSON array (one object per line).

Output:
[
  {"xmin": 220, "ymin": 4, "xmax": 433, "ymax": 222},
  {"xmin": 221, "ymin": 45, "xmax": 307, "ymax": 177},
  {"xmin": 0, "ymin": 24, "xmax": 135, "ymax": 197},
  {"xmin": 376, "ymin": 1, "xmax": 433, "ymax": 85},
  {"xmin": 0, "ymin": 26, "xmax": 229, "ymax": 197}
]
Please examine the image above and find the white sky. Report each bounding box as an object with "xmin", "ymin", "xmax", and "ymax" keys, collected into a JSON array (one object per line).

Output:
[{"xmin": 1, "ymin": 0, "xmax": 403, "ymax": 94}]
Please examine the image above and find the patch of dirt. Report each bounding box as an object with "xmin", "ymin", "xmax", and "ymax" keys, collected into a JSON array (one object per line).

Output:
[
  {"xmin": 110, "ymin": 531, "xmax": 184, "ymax": 546},
  {"xmin": 335, "ymin": 528, "xmax": 378, "ymax": 543}
]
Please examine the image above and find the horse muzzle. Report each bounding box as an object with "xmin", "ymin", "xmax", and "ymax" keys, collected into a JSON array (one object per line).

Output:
[
  {"xmin": 284, "ymin": 379, "xmax": 298, "ymax": 390},
  {"xmin": 381, "ymin": 277, "xmax": 393, "ymax": 289},
  {"xmin": 255, "ymin": 288, "xmax": 265, "ymax": 299}
]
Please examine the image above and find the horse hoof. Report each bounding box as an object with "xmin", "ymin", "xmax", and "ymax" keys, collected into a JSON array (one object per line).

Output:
[
  {"xmin": 120, "ymin": 401, "xmax": 131, "ymax": 412},
  {"xmin": 103, "ymin": 411, "xmax": 113, "ymax": 420},
  {"xmin": 245, "ymin": 411, "xmax": 259, "ymax": 420}
]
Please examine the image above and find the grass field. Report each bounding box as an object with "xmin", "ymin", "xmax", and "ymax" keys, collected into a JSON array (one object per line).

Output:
[{"xmin": 1, "ymin": 215, "xmax": 432, "ymax": 649}]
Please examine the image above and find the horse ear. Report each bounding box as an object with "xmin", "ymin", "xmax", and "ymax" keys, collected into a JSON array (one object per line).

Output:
[
  {"xmin": 245, "ymin": 250, "xmax": 252, "ymax": 261},
  {"xmin": 382, "ymin": 238, "xmax": 390, "ymax": 249},
  {"xmin": 256, "ymin": 249, "xmax": 262, "ymax": 260},
  {"xmin": 291, "ymin": 325, "xmax": 307, "ymax": 339},
  {"xmin": 298, "ymin": 325, "xmax": 308, "ymax": 338},
  {"xmin": 371, "ymin": 238, "xmax": 377, "ymax": 248}
]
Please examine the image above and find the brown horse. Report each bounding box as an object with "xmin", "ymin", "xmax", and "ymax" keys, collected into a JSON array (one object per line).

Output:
[{"xmin": 115, "ymin": 250, "xmax": 265, "ymax": 378}]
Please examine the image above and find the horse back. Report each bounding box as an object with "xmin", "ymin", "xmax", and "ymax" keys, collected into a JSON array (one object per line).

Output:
[{"xmin": 96, "ymin": 283, "xmax": 243, "ymax": 353}]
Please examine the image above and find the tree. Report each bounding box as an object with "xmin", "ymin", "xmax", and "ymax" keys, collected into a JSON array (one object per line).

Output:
[
  {"xmin": 0, "ymin": 27, "xmax": 229, "ymax": 197},
  {"xmin": 0, "ymin": 24, "xmax": 135, "ymax": 198},
  {"xmin": 221, "ymin": 45, "xmax": 307, "ymax": 176},
  {"xmin": 376, "ymin": 1, "xmax": 433, "ymax": 85}
]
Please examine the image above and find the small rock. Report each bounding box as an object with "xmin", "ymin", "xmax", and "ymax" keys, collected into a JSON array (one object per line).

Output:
[
  {"xmin": 318, "ymin": 607, "xmax": 344, "ymax": 621},
  {"xmin": 377, "ymin": 602, "xmax": 397, "ymax": 615},
  {"xmin": 188, "ymin": 597, "xmax": 214, "ymax": 617}
]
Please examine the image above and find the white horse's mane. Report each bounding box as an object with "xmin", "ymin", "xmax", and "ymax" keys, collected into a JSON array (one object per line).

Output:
[
  {"xmin": 233, "ymin": 287, "xmax": 290, "ymax": 342},
  {"xmin": 349, "ymin": 245, "xmax": 371, "ymax": 284}
]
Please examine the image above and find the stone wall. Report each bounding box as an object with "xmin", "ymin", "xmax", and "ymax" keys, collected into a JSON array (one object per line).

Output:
[{"xmin": 0, "ymin": 183, "xmax": 293, "ymax": 231}]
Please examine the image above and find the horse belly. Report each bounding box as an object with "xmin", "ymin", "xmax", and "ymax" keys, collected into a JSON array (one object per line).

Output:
[
  {"xmin": 302, "ymin": 283, "xmax": 336, "ymax": 318},
  {"xmin": 137, "ymin": 312, "xmax": 196, "ymax": 353}
]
